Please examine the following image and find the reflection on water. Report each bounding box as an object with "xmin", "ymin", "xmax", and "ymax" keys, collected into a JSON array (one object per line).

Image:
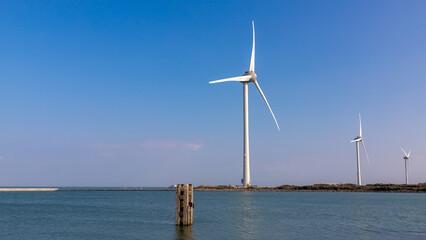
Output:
[
  {"xmin": 238, "ymin": 191, "xmax": 256, "ymax": 239},
  {"xmin": 175, "ymin": 225, "xmax": 194, "ymax": 240}
]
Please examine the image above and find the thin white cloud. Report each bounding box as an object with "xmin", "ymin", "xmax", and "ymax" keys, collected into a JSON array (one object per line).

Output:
[
  {"xmin": 100, "ymin": 153, "xmax": 115, "ymax": 157},
  {"xmin": 138, "ymin": 140, "xmax": 204, "ymax": 150},
  {"xmin": 85, "ymin": 143, "xmax": 122, "ymax": 149},
  {"xmin": 264, "ymin": 164, "xmax": 295, "ymax": 172},
  {"xmin": 86, "ymin": 139, "xmax": 204, "ymax": 151}
]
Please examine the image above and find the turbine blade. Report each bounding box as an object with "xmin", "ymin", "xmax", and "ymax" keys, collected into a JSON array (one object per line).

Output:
[
  {"xmin": 253, "ymin": 80, "xmax": 280, "ymax": 131},
  {"xmin": 401, "ymin": 148, "xmax": 408, "ymax": 157},
  {"xmin": 361, "ymin": 140, "xmax": 370, "ymax": 163},
  {"xmin": 249, "ymin": 20, "xmax": 255, "ymax": 72},
  {"xmin": 209, "ymin": 75, "xmax": 251, "ymax": 84},
  {"xmin": 350, "ymin": 140, "xmax": 357, "ymax": 142},
  {"xmin": 359, "ymin": 113, "xmax": 362, "ymax": 137},
  {"xmin": 408, "ymin": 150, "xmax": 411, "ymax": 158}
]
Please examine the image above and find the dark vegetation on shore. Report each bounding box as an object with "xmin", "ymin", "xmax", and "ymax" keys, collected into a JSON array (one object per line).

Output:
[{"xmin": 195, "ymin": 183, "xmax": 426, "ymax": 193}]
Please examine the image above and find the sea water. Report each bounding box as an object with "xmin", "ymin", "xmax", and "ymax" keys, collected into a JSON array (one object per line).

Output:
[{"xmin": 0, "ymin": 190, "xmax": 425, "ymax": 239}]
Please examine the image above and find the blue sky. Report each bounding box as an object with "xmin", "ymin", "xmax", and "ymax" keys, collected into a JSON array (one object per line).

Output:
[{"xmin": 1, "ymin": 1, "xmax": 425, "ymax": 186}]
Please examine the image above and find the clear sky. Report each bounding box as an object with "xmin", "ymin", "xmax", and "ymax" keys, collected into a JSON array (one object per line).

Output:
[{"xmin": 1, "ymin": 0, "xmax": 425, "ymax": 187}]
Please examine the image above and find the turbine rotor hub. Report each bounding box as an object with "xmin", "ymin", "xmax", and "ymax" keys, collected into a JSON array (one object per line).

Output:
[
  {"xmin": 353, "ymin": 136, "xmax": 362, "ymax": 141},
  {"xmin": 244, "ymin": 71, "xmax": 257, "ymax": 82}
]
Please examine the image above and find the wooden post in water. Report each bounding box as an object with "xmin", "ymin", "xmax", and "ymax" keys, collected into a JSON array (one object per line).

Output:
[{"xmin": 175, "ymin": 184, "xmax": 194, "ymax": 226}]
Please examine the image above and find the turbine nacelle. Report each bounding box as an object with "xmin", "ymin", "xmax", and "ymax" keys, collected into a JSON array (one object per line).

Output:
[
  {"xmin": 243, "ymin": 71, "xmax": 257, "ymax": 82},
  {"xmin": 350, "ymin": 136, "xmax": 362, "ymax": 142},
  {"xmin": 401, "ymin": 148, "xmax": 411, "ymax": 159}
]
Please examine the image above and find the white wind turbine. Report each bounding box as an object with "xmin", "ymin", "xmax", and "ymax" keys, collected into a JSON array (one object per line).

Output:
[
  {"xmin": 209, "ymin": 21, "xmax": 280, "ymax": 187},
  {"xmin": 350, "ymin": 114, "xmax": 370, "ymax": 185},
  {"xmin": 401, "ymin": 148, "xmax": 411, "ymax": 184}
]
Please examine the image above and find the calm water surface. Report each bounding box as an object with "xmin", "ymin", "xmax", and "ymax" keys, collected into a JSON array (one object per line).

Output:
[{"xmin": 0, "ymin": 191, "xmax": 425, "ymax": 239}]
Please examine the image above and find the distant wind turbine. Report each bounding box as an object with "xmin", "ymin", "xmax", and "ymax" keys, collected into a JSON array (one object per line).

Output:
[
  {"xmin": 401, "ymin": 148, "xmax": 411, "ymax": 184},
  {"xmin": 209, "ymin": 21, "xmax": 280, "ymax": 187},
  {"xmin": 350, "ymin": 114, "xmax": 370, "ymax": 185}
]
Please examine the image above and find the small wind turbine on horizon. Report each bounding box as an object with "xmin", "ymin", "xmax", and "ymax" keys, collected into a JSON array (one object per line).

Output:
[
  {"xmin": 350, "ymin": 114, "xmax": 370, "ymax": 185},
  {"xmin": 401, "ymin": 148, "xmax": 411, "ymax": 184},
  {"xmin": 209, "ymin": 21, "xmax": 280, "ymax": 187}
]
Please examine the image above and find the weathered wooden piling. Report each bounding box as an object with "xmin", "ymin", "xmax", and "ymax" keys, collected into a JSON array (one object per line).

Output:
[{"xmin": 175, "ymin": 184, "xmax": 194, "ymax": 226}]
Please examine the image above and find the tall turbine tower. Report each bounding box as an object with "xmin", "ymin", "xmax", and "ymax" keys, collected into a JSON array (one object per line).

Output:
[
  {"xmin": 350, "ymin": 114, "xmax": 370, "ymax": 185},
  {"xmin": 209, "ymin": 21, "xmax": 280, "ymax": 187},
  {"xmin": 401, "ymin": 148, "xmax": 411, "ymax": 184}
]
